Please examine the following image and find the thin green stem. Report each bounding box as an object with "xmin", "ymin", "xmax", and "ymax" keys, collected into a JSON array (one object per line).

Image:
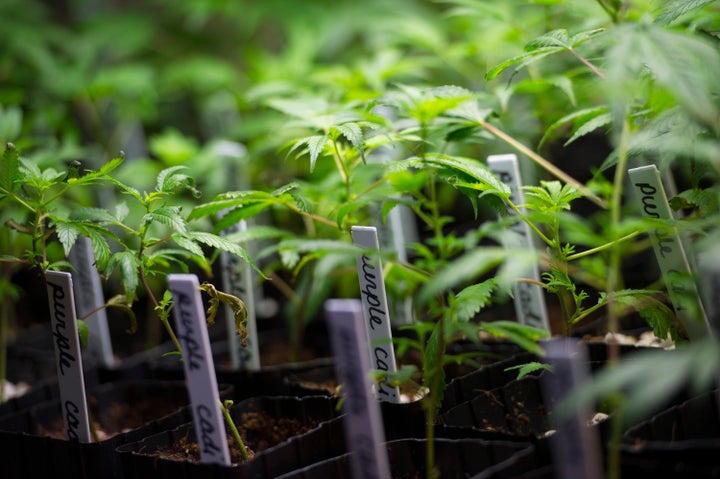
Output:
[
  {"xmin": 220, "ymin": 400, "xmax": 250, "ymax": 461},
  {"xmin": 331, "ymin": 139, "xmax": 351, "ymax": 198},
  {"xmin": 479, "ymin": 120, "xmax": 607, "ymax": 209},
  {"xmin": 506, "ymin": 201, "xmax": 554, "ymax": 247},
  {"xmin": 606, "ymin": 116, "xmax": 631, "ymax": 339},
  {"xmin": 565, "ymin": 230, "xmax": 640, "ymax": 262},
  {"xmin": 568, "ymin": 47, "xmax": 606, "ymax": 79},
  {"xmin": 284, "ymin": 203, "xmax": 339, "ymax": 228}
]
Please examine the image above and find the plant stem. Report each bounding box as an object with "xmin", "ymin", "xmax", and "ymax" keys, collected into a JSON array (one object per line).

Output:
[
  {"xmin": 606, "ymin": 116, "xmax": 631, "ymax": 348},
  {"xmin": 479, "ymin": 120, "xmax": 607, "ymax": 209},
  {"xmin": 284, "ymin": 203, "xmax": 339, "ymax": 228},
  {"xmin": 139, "ymin": 266, "xmax": 183, "ymax": 353},
  {"xmin": 220, "ymin": 400, "xmax": 250, "ymax": 461},
  {"xmin": 567, "ymin": 47, "xmax": 606, "ymax": 79},
  {"xmin": 565, "ymin": 230, "xmax": 640, "ymax": 261}
]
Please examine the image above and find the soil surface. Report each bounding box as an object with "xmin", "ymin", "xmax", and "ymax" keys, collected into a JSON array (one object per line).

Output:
[{"xmin": 149, "ymin": 410, "xmax": 321, "ymax": 465}]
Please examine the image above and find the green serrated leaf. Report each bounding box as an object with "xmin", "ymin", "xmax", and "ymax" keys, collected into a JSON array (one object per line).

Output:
[
  {"xmin": 54, "ymin": 221, "xmax": 81, "ymax": 256},
  {"xmin": 505, "ymin": 361, "xmax": 553, "ymax": 379},
  {"xmin": 480, "ymin": 320, "xmax": 549, "ymax": 355},
  {"xmin": 186, "ymin": 231, "xmax": 262, "ymax": 276},
  {"xmin": 333, "ymin": 122, "xmax": 365, "ymax": 162},
  {"xmin": 288, "ymin": 135, "xmax": 329, "ymax": 172},
  {"xmin": 172, "ymin": 234, "xmax": 204, "ymax": 257},
  {"xmin": 0, "ymin": 143, "xmax": 20, "ymax": 194},
  {"xmin": 107, "ymin": 251, "xmax": 141, "ymax": 303},
  {"xmin": 655, "ymin": 0, "xmax": 715, "ymax": 25},
  {"xmin": 144, "ymin": 206, "xmax": 187, "ymax": 233},
  {"xmin": 455, "ymin": 279, "xmax": 496, "ymax": 321}
]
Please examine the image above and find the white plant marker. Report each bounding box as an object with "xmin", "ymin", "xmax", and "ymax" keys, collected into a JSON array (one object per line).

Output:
[
  {"xmin": 45, "ymin": 270, "xmax": 91, "ymax": 442},
  {"xmin": 69, "ymin": 236, "xmax": 115, "ymax": 368},
  {"xmin": 628, "ymin": 165, "xmax": 712, "ymax": 339},
  {"xmin": 324, "ymin": 299, "xmax": 391, "ymax": 479},
  {"xmin": 541, "ymin": 338, "xmax": 602, "ymax": 479},
  {"xmin": 219, "ymin": 218, "xmax": 260, "ymax": 371},
  {"xmin": 351, "ymin": 226, "xmax": 401, "ymax": 403},
  {"xmin": 168, "ymin": 274, "xmax": 230, "ymax": 466},
  {"xmin": 487, "ymin": 154, "xmax": 551, "ymax": 332},
  {"xmin": 698, "ymin": 252, "xmax": 720, "ymax": 334},
  {"xmin": 380, "ymin": 205, "xmax": 416, "ymax": 325}
]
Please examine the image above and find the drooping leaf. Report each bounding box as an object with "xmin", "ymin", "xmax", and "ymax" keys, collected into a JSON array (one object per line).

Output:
[
  {"xmin": 105, "ymin": 294, "xmax": 137, "ymax": 334},
  {"xmin": 200, "ymin": 282, "xmax": 248, "ymax": 346}
]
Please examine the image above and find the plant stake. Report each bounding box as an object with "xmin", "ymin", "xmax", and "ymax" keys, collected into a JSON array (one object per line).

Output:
[
  {"xmin": 324, "ymin": 299, "xmax": 391, "ymax": 479},
  {"xmin": 487, "ymin": 154, "xmax": 551, "ymax": 332},
  {"xmin": 219, "ymin": 218, "xmax": 260, "ymax": 371},
  {"xmin": 628, "ymin": 165, "xmax": 712, "ymax": 339},
  {"xmin": 351, "ymin": 225, "xmax": 401, "ymax": 403},
  {"xmin": 45, "ymin": 270, "xmax": 92, "ymax": 442},
  {"xmin": 541, "ymin": 338, "xmax": 602, "ymax": 479},
  {"xmin": 168, "ymin": 274, "xmax": 231, "ymax": 465},
  {"xmin": 69, "ymin": 236, "xmax": 115, "ymax": 368}
]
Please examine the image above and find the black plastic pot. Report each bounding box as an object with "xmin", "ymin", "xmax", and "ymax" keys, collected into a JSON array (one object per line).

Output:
[
  {"xmin": 273, "ymin": 437, "xmax": 537, "ymax": 479},
  {"xmin": 0, "ymin": 379, "xmax": 230, "ymax": 479},
  {"xmin": 621, "ymin": 389, "xmax": 720, "ymax": 477},
  {"xmin": 117, "ymin": 395, "xmax": 339, "ymax": 479},
  {"xmin": 150, "ymin": 327, "xmax": 335, "ymax": 402}
]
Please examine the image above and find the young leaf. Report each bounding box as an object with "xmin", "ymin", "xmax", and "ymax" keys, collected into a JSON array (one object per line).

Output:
[
  {"xmin": 332, "ymin": 122, "xmax": 365, "ymax": 162},
  {"xmin": 288, "ymin": 135, "xmax": 329, "ymax": 172}
]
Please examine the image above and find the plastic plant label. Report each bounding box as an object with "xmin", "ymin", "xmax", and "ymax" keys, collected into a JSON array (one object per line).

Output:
[
  {"xmin": 541, "ymin": 338, "xmax": 602, "ymax": 479},
  {"xmin": 697, "ymin": 252, "xmax": 720, "ymax": 334},
  {"xmin": 168, "ymin": 274, "xmax": 231, "ymax": 466},
  {"xmin": 45, "ymin": 270, "xmax": 92, "ymax": 443},
  {"xmin": 376, "ymin": 205, "xmax": 415, "ymax": 325},
  {"xmin": 324, "ymin": 299, "xmax": 391, "ymax": 479},
  {"xmin": 68, "ymin": 236, "xmax": 115, "ymax": 368},
  {"xmin": 351, "ymin": 226, "xmax": 401, "ymax": 403},
  {"xmin": 219, "ymin": 219, "xmax": 260, "ymax": 371},
  {"xmin": 487, "ymin": 154, "xmax": 550, "ymax": 332},
  {"xmin": 628, "ymin": 165, "xmax": 712, "ymax": 339}
]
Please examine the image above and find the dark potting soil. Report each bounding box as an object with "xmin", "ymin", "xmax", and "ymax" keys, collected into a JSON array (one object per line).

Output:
[
  {"xmin": 150, "ymin": 410, "xmax": 321, "ymax": 465},
  {"xmin": 35, "ymin": 393, "xmax": 189, "ymax": 441}
]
